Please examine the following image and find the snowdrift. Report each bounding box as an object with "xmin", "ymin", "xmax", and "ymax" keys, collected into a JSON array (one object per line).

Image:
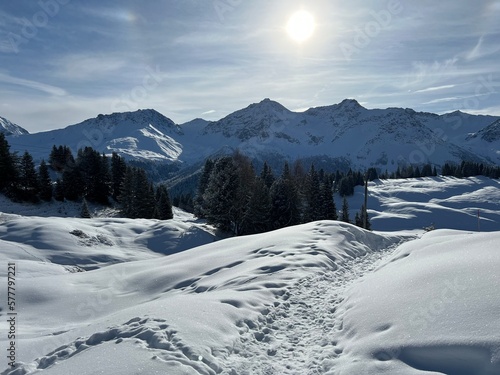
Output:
[{"xmin": 0, "ymin": 221, "xmax": 407, "ymax": 374}]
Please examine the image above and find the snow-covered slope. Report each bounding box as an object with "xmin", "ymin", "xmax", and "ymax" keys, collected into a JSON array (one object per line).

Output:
[
  {"xmin": 182, "ymin": 99, "xmax": 497, "ymax": 170},
  {"xmin": 1, "ymin": 214, "xmax": 499, "ymax": 374},
  {"xmin": 0, "ymin": 219, "xmax": 410, "ymax": 375},
  {"xmin": 0, "ymin": 207, "xmax": 221, "ymax": 269},
  {"xmin": 464, "ymin": 119, "xmax": 500, "ymax": 164},
  {"xmin": 333, "ymin": 229, "xmax": 500, "ymax": 374},
  {"xmin": 6, "ymin": 109, "xmax": 183, "ymax": 162},
  {"xmin": 5, "ymin": 100, "xmax": 500, "ymax": 172},
  {"xmin": 0, "ymin": 116, "xmax": 29, "ymax": 136},
  {"xmin": 346, "ymin": 176, "xmax": 500, "ymax": 232}
]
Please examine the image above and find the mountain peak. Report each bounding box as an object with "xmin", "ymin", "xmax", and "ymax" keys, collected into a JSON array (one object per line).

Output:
[
  {"xmin": 0, "ymin": 116, "xmax": 29, "ymax": 136},
  {"xmin": 339, "ymin": 98, "xmax": 364, "ymax": 109}
]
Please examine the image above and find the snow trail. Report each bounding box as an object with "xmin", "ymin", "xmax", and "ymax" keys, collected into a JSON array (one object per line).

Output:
[{"xmin": 220, "ymin": 243, "xmax": 399, "ymax": 374}]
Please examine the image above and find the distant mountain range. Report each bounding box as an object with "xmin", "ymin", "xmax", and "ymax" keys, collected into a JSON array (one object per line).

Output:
[{"xmin": 4, "ymin": 99, "xmax": 500, "ymax": 176}]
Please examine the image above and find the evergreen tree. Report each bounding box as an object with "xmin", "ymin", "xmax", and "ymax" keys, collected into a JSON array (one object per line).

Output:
[
  {"xmin": 76, "ymin": 147, "xmax": 110, "ymax": 204},
  {"xmin": 421, "ymin": 164, "xmax": 433, "ymax": 177},
  {"xmin": 203, "ymin": 156, "xmax": 240, "ymax": 232},
  {"xmin": 0, "ymin": 133, "xmax": 17, "ymax": 192},
  {"xmin": 194, "ymin": 159, "xmax": 215, "ymax": 218},
  {"xmin": 54, "ymin": 178, "xmax": 65, "ymax": 201},
  {"xmin": 134, "ymin": 172, "xmax": 156, "ymax": 218},
  {"xmin": 62, "ymin": 163, "xmax": 83, "ymax": 201},
  {"xmin": 49, "ymin": 145, "xmax": 74, "ymax": 172},
  {"xmin": 303, "ymin": 164, "xmax": 321, "ymax": 222},
  {"xmin": 155, "ymin": 184, "xmax": 173, "ymax": 220},
  {"xmin": 111, "ymin": 152, "xmax": 126, "ymax": 201},
  {"xmin": 260, "ymin": 161, "xmax": 275, "ymax": 189},
  {"xmin": 355, "ymin": 211, "xmax": 362, "ymax": 227},
  {"xmin": 38, "ymin": 160, "xmax": 52, "ymax": 201},
  {"xmin": 341, "ymin": 196, "xmax": 350, "ymax": 223},
  {"xmin": 18, "ymin": 151, "xmax": 39, "ymax": 201},
  {"xmin": 80, "ymin": 198, "xmax": 91, "ymax": 218},
  {"xmin": 269, "ymin": 162, "xmax": 301, "ymax": 229},
  {"xmin": 319, "ymin": 178, "xmax": 337, "ymax": 221},
  {"xmin": 119, "ymin": 166, "xmax": 136, "ymax": 217},
  {"xmin": 242, "ymin": 177, "xmax": 271, "ymax": 234},
  {"xmin": 356, "ymin": 204, "xmax": 371, "ymax": 230}
]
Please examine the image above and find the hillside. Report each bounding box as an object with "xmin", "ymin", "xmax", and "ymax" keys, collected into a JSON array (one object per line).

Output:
[{"xmin": 1, "ymin": 216, "xmax": 499, "ymax": 374}]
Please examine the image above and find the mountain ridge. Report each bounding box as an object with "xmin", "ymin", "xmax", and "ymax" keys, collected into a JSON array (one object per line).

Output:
[{"xmin": 4, "ymin": 99, "xmax": 500, "ymax": 173}]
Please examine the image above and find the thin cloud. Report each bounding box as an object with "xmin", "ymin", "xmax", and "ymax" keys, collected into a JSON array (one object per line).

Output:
[
  {"xmin": 422, "ymin": 97, "xmax": 461, "ymax": 105},
  {"xmin": 0, "ymin": 73, "xmax": 66, "ymax": 96},
  {"xmin": 201, "ymin": 110, "xmax": 216, "ymax": 115},
  {"xmin": 414, "ymin": 84, "xmax": 456, "ymax": 93}
]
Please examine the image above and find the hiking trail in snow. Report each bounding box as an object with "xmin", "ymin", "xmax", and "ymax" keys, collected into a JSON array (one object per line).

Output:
[{"xmin": 220, "ymin": 241, "xmax": 400, "ymax": 375}]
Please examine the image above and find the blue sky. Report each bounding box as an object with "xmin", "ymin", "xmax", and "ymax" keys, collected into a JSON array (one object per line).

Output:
[{"xmin": 1, "ymin": 0, "xmax": 499, "ymax": 132}]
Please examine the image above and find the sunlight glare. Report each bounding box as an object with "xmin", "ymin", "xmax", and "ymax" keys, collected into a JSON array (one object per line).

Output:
[{"xmin": 286, "ymin": 10, "xmax": 316, "ymax": 43}]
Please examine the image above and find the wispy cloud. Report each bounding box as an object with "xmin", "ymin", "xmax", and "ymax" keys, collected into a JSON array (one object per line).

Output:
[
  {"xmin": 422, "ymin": 97, "xmax": 461, "ymax": 105},
  {"xmin": 50, "ymin": 54, "xmax": 127, "ymax": 81},
  {"xmin": 0, "ymin": 73, "xmax": 66, "ymax": 96},
  {"xmin": 414, "ymin": 84, "xmax": 456, "ymax": 93}
]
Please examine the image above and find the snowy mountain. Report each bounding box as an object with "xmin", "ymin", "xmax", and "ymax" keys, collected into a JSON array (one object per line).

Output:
[
  {"xmin": 0, "ymin": 116, "xmax": 29, "ymax": 136},
  {"xmin": 5, "ymin": 100, "xmax": 500, "ymax": 172},
  {"xmin": 6, "ymin": 109, "xmax": 183, "ymax": 162}
]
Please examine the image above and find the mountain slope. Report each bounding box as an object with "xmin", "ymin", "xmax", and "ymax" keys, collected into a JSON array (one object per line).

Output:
[
  {"xmin": 6, "ymin": 109, "xmax": 183, "ymax": 162},
  {"xmin": 464, "ymin": 119, "xmax": 500, "ymax": 164},
  {"xmin": 0, "ymin": 116, "xmax": 29, "ymax": 136},
  {"xmin": 5, "ymin": 100, "xmax": 500, "ymax": 172}
]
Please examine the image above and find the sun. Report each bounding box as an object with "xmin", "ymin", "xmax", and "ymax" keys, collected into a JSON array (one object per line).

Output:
[{"xmin": 286, "ymin": 10, "xmax": 316, "ymax": 43}]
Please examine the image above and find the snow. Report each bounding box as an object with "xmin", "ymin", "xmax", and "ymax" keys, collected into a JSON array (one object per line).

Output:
[
  {"xmin": 347, "ymin": 176, "xmax": 500, "ymax": 232},
  {"xmin": 0, "ymin": 117, "xmax": 29, "ymax": 136},
  {"xmin": 5, "ymin": 99, "xmax": 500, "ymax": 170},
  {"xmin": 1, "ymin": 176, "xmax": 500, "ymax": 374},
  {"xmin": 332, "ymin": 230, "xmax": 500, "ymax": 374}
]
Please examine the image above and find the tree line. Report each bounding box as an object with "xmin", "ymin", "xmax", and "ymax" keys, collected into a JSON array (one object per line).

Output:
[
  {"xmin": 193, "ymin": 153, "xmax": 371, "ymax": 235},
  {"xmin": 0, "ymin": 134, "xmax": 172, "ymax": 219}
]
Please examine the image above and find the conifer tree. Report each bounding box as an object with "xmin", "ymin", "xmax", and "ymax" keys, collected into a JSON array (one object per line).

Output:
[
  {"xmin": 319, "ymin": 178, "xmax": 337, "ymax": 221},
  {"xmin": 341, "ymin": 196, "xmax": 350, "ymax": 223},
  {"xmin": 155, "ymin": 184, "xmax": 173, "ymax": 220},
  {"xmin": 119, "ymin": 166, "xmax": 136, "ymax": 217},
  {"xmin": 18, "ymin": 151, "xmax": 39, "ymax": 201},
  {"xmin": 194, "ymin": 159, "xmax": 214, "ymax": 218},
  {"xmin": 38, "ymin": 160, "xmax": 52, "ymax": 201},
  {"xmin": 303, "ymin": 164, "xmax": 321, "ymax": 222},
  {"xmin": 0, "ymin": 133, "xmax": 17, "ymax": 192},
  {"xmin": 54, "ymin": 178, "xmax": 65, "ymax": 201},
  {"xmin": 203, "ymin": 156, "xmax": 240, "ymax": 232},
  {"xmin": 260, "ymin": 161, "xmax": 275, "ymax": 189},
  {"xmin": 242, "ymin": 177, "xmax": 271, "ymax": 234},
  {"xmin": 356, "ymin": 204, "xmax": 371, "ymax": 230},
  {"xmin": 111, "ymin": 152, "xmax": 126, "ymax": 201},
  {"xmin": 80, "ymin": 198, "xmax": 91, "ymax": 218},
  {"xmin": 269, "ymin": 162, "xmax": 301, "ymax": 229}
]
